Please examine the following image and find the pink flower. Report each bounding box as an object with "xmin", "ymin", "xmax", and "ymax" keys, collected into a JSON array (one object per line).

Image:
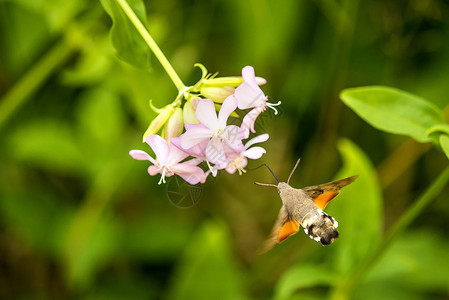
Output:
[
  {"xmin": 181, "ymin": 97, "xmax": 246, "ymax": 166},
  {"xmin": 234, "ymin": 66, "xmax": 281, "ymax": 134},
  {"xmin": 172, "ymin": 133, "xmax": 223, "ymax": 179},
  {"xmin": 129, "ymin": 134, "xmax": 205, "ymax": 185},
  {"xmin": 171, "ymin": 131, "xmax": 208, "ymax": 159},
  {"xmin": 225, "ymin": 133, "xmax": 269, "ymax": 174}
]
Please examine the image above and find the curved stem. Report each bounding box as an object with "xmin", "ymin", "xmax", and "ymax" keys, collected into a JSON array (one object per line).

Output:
[
  {"xmin": 0, "ymin": 6, "xmax": 103, "ymax": 130},
  {"xmin": 115, "ymin": 0, "xmax": 186, "ymax": 92},
  {"xmin": 0, "ymin": 40, "xmax": 73, "ymax": 129}
]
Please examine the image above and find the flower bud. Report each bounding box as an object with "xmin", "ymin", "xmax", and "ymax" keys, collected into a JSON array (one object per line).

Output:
[
  {"xmin": 202, "ymin": 76, "xmax": 244, "ymax": 87},
  {"xmin": 200, "ymin": 86, "xmax": 235, "ymax": 103},
  {"xmin": 162, "ymin": 107, "xmax": 184, "ymax": 141},
  {"xmin": 183, "ymin": 98, "xmax": 200, "ymax": 124},
  {"xmin": 202, "ymin": 76, "xmax": 267, "ymax": 87},
  {"xmin": 142, "ymin": 104, "xmax": 173, "ymax": 142}
]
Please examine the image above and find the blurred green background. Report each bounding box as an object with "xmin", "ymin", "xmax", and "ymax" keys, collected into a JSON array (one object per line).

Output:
[{"xmin": 1, "ymin": 0, "xmax": 448, "ymax": 299}]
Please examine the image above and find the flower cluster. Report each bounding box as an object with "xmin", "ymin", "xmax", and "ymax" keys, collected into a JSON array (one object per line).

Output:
[{"xmin": 129, "ymin": 66, "xmax": 280, "ymax": 185}]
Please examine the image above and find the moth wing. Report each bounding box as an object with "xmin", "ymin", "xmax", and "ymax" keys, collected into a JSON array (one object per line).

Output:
[
  {"xmin": 258, "ymin": 205, "xmax": 299, "ymax": 254},
  {"xmin": 302, "ymin": 175, "xmax": 358, "ymax": 210},
  {"xmin": 279, "ymin": 219, "xmax": 300, "ymax": 242}
]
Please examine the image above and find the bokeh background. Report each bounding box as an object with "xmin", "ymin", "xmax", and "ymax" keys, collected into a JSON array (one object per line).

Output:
[{"xmin": 1, "ymin": 0, "xmax": 448, "ymax": 299}]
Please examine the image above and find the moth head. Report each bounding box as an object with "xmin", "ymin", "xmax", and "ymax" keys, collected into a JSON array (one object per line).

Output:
[{"xmin": 277, "ymin": 182, "xmax": 289, "ymax": 192}]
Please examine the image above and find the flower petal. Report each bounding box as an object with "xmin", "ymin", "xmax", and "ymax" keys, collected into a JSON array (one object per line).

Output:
[
  {"xmin": 170, "ymin": 136, "xmax": 183, "ymax": 149},
  {"xmin": 178, "ymin": 173, "xmax": 200, "ymax": 185},
  {"xmin": 206, "ymin": 138, "xmax": 227, "ymax": 165},
  {"xmin": 195, "ymin": 99, "xmax": 219, "ymax": 130},
  {"xmin": 223, "ymin": 125, "xmax": 245, "ymax": 150},
  {"xmin": 255, "ymin": 77, "xmax": 267, "ymax": 85},
  {"xmin": 129, "ymin": 150, "xmax": 156, "ymax": 164},
  {"xmin": 225, "ymin": 156, "xmax": 248, "ymax": 174},
  {"xmin": 190, "ymin": 140, "xmax": 209, "ymax": 158},
  {"xmin": 199, "ymin": 170, "xmax": 210, "ymax": 183},
  {"xmin": 182, "ymin": 157, "xmax": 202, "ymax": 165},
  {"xmin": 241, "ymin": 107, "xmax": 264, "ymax": 134},
  {"xmin": 181, "ymin": 127, "xmax": 213, "ymax": 149},
  {"xmin": 225, "ymin": 164, "xmax": 237, "ymax": 174},
  {"xmin": 218, "ymin": 95, "xmax": 237, "ymax": 128},
  {"xmin": 174, "ymin": 136, "xmax": 208, "ymax": 158},
  {"xmin": 242, "ymin": 66, "xmax": 259, "ymax": 87},
  {"xmin": 166, "ymin": 143, "xmax": 189, "ymax": 166},
  {"xmin": 172, "ymin": 163, "xmax": 205, "ymax": 185},
  {"xmin": 242, "ymin": 146, "xmax": 266, "ymax": 159},
  {"xmin": 223, "ymin": 143, "xmax": 239, "ymax": 160},
  {"xmin": 236, "ymin": 66, "xmax": 268, "ymax": 110},
  {"xmin": 184, "ymin": 123, "xmax": 206, "ymax": 131},
  {"xmin": 244, "ymin": 133, "xmax": 269, "ymax": 150},
  {"xmin": 235, "ymin": 83, "xmax": 265, "ymax": 109},
  {"xmin": 148, "ymin": 165, "xmax": 161, "ymax": 176},
  {"xmin": 145, "ymin": 134, "xmax": 170, "ymax": 165}
]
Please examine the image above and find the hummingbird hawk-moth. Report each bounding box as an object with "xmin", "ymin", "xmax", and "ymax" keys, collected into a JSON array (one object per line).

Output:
[{"xmin": 256, "ymin": 159, "xmax": 357, "ymax": 253}]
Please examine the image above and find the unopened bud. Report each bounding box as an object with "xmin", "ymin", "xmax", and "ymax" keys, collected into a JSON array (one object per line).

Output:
[
  {"xmin": 142, "ymin": 105, "xmax": 173, "ymax": 142},
  {"xmin": 183, "ymin": 98, "xmax": 200, "ymax": 124},
  {"xmin": 202, "ymin": 76, "xmax": 243, "ymax": 87},
  {"xmin": 202, "ymin": 76, "xmax": 266, "ymax": 87},
  {"xmin": 201, "ymin": 86, "xmax": 235, "ymax": 103},
  {"xmin": 162, "ymin": 107, "xmax": 183, "ymax": 141}
]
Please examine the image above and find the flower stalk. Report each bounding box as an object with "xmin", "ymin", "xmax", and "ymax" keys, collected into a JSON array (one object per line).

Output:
[{"xmin": 115, "ymin": 0, "xmax": 186, "ymax": 92}]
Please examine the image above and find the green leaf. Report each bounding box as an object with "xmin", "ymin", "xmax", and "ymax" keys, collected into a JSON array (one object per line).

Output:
[
  {"xmin": 61, "ymin": 37, "xmax": 113, "ymax": 86},
  {"xmin": 426, "ymin": 124, "xmax": 449, "ymax": 160},
  {"xmin": 76, "ymin": 87, "xmax": 125, "ymax": 147},
  {"xmin": 326, "ymin": 139, "xmax": 383, "ymax": 276},
  {"xmin": 100, "ymin": 0, "xmax": 151, "ymax": 69},
  {"xmin": 166, "ymin": 221, "xmax": 246, "ymax": 300},
  {"xmin": 440, "ymin": 134, "xmax": 449, "ymax": 160},
  {"xmin": 273, "ymin": 264, "xmax": 336, "ymax": 300},
  {"xmin": 426, "ymin": 123, "xmax": 449, "ymax": 137},
  {"xmin": 340, "ymin": 86, "xmax": 446, "ymax": 143},
  {"xmin": 358, "ymin": 230, "xmax": 449, "ymax": 297}
]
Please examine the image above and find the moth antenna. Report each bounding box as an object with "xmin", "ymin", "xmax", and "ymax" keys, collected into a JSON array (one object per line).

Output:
[
  {"xmin": 287, "ymin": 158, "xmax": 301, "ymax": 185},
  {"xmin": 263, "ymin": 164, "xmax": 280, "ymax": 183},
  {"xmin": 254, "ymin": 182, "xmax": 278, "ymax": 188}
]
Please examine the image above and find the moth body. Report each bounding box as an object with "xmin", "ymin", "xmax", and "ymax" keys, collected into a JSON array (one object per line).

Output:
[
  {"xmin": 255, "ymin": 159, "xmax": 357, "ymax": 253},
  {"xmin": 278, "ymin": 182, "xmax": 339, "ymax": 246},
  {"xmin": 302, "ymin": 209, "xmax": 339, "ymax": 245}
]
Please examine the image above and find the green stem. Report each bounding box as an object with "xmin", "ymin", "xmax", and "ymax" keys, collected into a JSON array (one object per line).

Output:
[
  {"xmin": 115, "ymin": 0, "xmax": 186, "ymax": 92},
  {"xmin": 0, "ymin": 7, "xmax": 102, "ymax": 130},
  {"xmin": 331, "ymin": 165, "xmax": 449, "ymax": 299},
  {"xmin": 0, "ymin": 38, "xmax": 74, "ymax": 130},
  {"xmin": 63, "ymin": 162, "xmax": 130, "ymax": 286}
]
